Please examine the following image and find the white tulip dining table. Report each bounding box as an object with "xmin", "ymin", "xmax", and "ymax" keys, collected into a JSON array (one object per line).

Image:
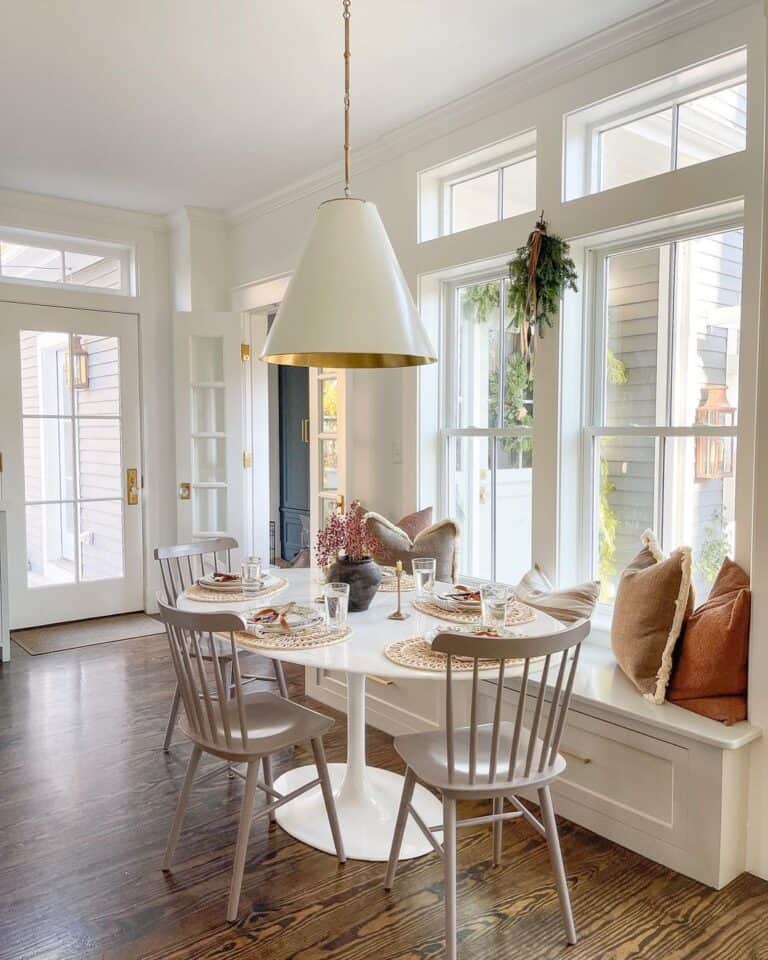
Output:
[{"xmin": 178, "ymin": 567, "xmax": 562, "ymax": 862}]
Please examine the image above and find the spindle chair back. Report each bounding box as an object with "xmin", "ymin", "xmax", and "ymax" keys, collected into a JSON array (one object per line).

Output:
[
  {"xmin": 432, "ymin": 620, "xmax": 588, "ymax": 791},
  {"xmin": 155, "ymin": 537, "xmax": 238, "ymax": 606}
]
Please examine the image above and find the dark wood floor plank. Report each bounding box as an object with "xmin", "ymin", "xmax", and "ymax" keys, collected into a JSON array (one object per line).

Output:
[{"xmin": 1, "ymin": 635, "xmax": 767, "ymax": 960}]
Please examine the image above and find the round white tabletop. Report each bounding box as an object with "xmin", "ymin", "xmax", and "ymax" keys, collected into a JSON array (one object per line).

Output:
[{"xmin": 178, "ymin": 567, "xmax": 562, "ymax": 862}]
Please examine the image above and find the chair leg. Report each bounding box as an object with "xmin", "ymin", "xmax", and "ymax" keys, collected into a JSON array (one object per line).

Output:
[
  {"xmin": 261, "ymin": 754, "xmax": 276, "ymax": 823},
  {"xmin": 384, "ymin": 767, "xmax": 416, "ymax": 890},
  {"xmin": 443, "ymin": 796, "xmax": 457, "ymax": 960},
  {"xmin": 538, "ymin": 785, "xmax": 577, "ymax": 945},
  {"xmin": 163, "ymin": 744, "xmax": 201, "ymax": 869},
  {"xmin": 492, "ymin": 797, "xmax": 503, "ymax": 866},
  {"xmin": 311, "ymin": 738, "xmax": 345, "ymax": 864},
  {"xmin": 274, "ymin": 659, "xmax": 289, "ymax": 699},
  {"xmin": 227, "ymin": 761, "xmax": 260, "ymax": 923},
  {"xmin": 163, "ymin": 684, "xmax": 182, "ymax": 752}
]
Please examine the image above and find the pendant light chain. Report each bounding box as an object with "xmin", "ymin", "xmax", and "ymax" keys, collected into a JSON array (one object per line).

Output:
[{"xmin": 343, "ymin": 0, "xmax": 351, "ymax": 197}]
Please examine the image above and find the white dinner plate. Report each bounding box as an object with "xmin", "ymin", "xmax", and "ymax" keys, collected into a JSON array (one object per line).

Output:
[
  {"xmin": 197, "ymin": 572, "xmax": 279, "ymax": 592},
  {"xmin": 435, "ymin": 590, "xmax": 481, "ymax": 611}
]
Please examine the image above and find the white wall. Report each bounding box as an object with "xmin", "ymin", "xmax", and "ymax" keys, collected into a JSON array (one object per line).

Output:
[
  {"xmin": 228, "ymin": 1, "xmax": 768, "ymax": 881},
  {"xmin": 0, "ymin": 187, "xmax": 175, "ymax": 611}
]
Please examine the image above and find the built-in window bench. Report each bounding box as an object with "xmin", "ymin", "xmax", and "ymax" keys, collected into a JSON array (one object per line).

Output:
[
  {"xmin": 480, "ymin": 642, "xmax": 761, "ymax": 889},
  {"xmin": 307, "ymin": 641, "xmax": 759, "ymax": 889}
]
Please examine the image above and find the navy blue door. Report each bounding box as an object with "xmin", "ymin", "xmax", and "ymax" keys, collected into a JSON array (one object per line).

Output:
[{"xmin": 278, "ymin": 365, "xmax": 310, "ymax": 561}]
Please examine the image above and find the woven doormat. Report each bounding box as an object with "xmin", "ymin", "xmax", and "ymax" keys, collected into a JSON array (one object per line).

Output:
[{"xmin": 12, "ymin": 613, "xmax": 163, "ymax": 656}]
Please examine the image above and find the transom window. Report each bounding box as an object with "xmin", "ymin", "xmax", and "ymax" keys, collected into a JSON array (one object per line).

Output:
[
  {"xmin": 418, "ymin": 129, "xmax": 536, "ymax": 241},
  {"xmin": 441, "ymin": 275, "xmax": 534, "ymax": 582},
  {"xmin": 564, "ymin": 49, "xmax": 747, "ymax": 200},
  {"xmin": 585, "ymin": 224, "xmax": 743, "ymax": 604},
  {"xmin": 597, "ymin": 81, "xmax": 746, "ymax": 192},
  {"xmin": 448, "ymin": 154, "xmax": 536, "ymax": 234},
  {"xmin": 0, "ymin": 227, "xmax": 133, "ymax": 295}
]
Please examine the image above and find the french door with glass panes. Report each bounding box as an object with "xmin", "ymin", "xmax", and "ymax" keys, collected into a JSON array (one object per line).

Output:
[
  {"xmin": 173, "ymin": 312, "xmax": 244, "ymax": 549},
  {"xmin": 309, "ymin": 368, "xmax": 347, "ymax": 552},
  {"xmin": 0, "ymin": 302, "xmax": 143, "ymax": 629}
]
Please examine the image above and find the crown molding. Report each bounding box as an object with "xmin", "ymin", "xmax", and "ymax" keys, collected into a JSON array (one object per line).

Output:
[
  {"xmin": 0, "ymin": 186, "xmax": 168, "ymax": 233},
  {"xmin": 228, "ymin": 0, "xmax": 754, "ymax": 225},
  {"xmin": 166, "ymin": 206, "xmax": 230, "ymax": 232}
]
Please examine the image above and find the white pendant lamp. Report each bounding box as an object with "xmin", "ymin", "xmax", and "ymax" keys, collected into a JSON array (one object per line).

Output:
[{"xmin": 260, "ymin": 1, "xmax": 436, "ymax": 368}]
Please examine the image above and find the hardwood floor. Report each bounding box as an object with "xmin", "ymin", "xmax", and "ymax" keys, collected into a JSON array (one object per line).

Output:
[{"xmin": 1, "ymin": 634, "xmax": 767, "ymax": 960}]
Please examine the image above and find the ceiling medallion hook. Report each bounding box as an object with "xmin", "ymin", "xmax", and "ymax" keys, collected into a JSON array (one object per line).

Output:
[{"xmin": 343, "ymin": 0, "xmax": 351, "ymax": 197}]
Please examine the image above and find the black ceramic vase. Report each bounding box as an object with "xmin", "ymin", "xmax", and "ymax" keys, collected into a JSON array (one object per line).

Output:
[{"xmin": 328, "ymin": 556, "xmax": 382, "ymax": 612}]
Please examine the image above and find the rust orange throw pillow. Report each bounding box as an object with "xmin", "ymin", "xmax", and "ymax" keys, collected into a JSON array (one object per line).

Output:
[{"xmin": 667, "ymin": 558, "xmax": 750, "ymax": 725}]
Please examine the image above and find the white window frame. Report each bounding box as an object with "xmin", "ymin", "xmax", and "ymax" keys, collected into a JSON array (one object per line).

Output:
[
  {"xmin": 441, "ymin": 148, "xmax": 536, "ymax": 237},
  {"xmin": 590, "ymin": 75, "xmax": 747, "ymax": 193},
  {"xmin": 439, "ymin": 268, "xmax": 534, "ymax": 582},
  {"xmin": 580, "ymin": 213, "xmax": 744, "ymax": 619},
  {"xmin": 564, "ymin": 48, "xmax": 747, "ymax": 201},
  {"xmin": 0, "ymin": 226, "xmax": 135, "ymax": 296}
]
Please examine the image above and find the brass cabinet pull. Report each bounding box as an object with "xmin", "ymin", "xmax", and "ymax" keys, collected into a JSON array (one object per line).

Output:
[
  {"xmin": 178, "ymin": 482, "xmax": 191, "ymax": 501},
  {"xmin": 366, "ymin": 674, "xmax": 395, "ymax": 687},
  {"xmin": 561, "ymin": 749, "xmax": 591, "ymax": 765}
]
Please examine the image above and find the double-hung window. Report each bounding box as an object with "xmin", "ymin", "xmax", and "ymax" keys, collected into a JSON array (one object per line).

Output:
[
  {"xmin": 585, "ymin": 224, "xmax": 742, "ymax": 605},
  {"xmin": 441, "ymin": 275, "xmax": 534, "ymax": 582}
]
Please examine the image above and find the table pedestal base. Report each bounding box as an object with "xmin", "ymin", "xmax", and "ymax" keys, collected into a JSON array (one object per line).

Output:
[{"xmin": 274, "ymin": 762, "xmax": 442, "ymax": 862}]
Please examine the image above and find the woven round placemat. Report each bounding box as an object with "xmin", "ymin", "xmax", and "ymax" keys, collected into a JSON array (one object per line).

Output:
[
  {"xmin": 235, "ymin": 624, "xmax": 351, "ymax": 651},
  {"xmin": 184, "ymin": 576, "xmax": 289, "ymax": 604},
  {"xmin": 384, "ymin": 636, "xmax": 526, "ymax": 673},
  {"xmin": 412, "ymin": 597, "xmax": 536, "ymax": 626}
]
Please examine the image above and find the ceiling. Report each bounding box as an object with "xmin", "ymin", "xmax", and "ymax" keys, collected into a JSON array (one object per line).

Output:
[{"xmin": 0, "ymin": 0, "xmax": 670, "ymax": 215}]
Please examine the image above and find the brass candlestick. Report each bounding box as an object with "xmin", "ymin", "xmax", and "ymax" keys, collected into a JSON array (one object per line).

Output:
[{"xmin": 388, "ymin": 561, "xmax": 409, "ymax": 621}]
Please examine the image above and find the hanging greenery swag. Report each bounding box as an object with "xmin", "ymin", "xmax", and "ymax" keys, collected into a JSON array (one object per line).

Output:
[{"xmin": 506, "ymin": 212, "xmax": 578, "ymax": 356}]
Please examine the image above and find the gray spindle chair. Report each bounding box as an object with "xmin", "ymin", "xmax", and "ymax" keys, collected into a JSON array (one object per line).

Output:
[
  {"xmin": 155, "ymin": 539, "xmax": 290, "ymax": 751},
  {"xmin": 157, "ymin": 598, "xmax": 345, "ymax": 922},
  {"xmin": 384, "ymin": 620, "xmax": 589, "ymax": 960}
]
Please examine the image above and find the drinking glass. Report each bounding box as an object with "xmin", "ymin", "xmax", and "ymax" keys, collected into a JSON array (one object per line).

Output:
[
  {"xmin": 241, "ymin": 556, "xmax": 263, "ymax": 594},
  {"xmin": 412, "ymin": 558, "xmax": 437, "ymax": 599},
  {"xmin": 480, "ymin": 582, "xmax": 510, "ymax": 630},
  {"xmin": 324, "ymin": 582, "xmax": 350, "ymax": 628}
]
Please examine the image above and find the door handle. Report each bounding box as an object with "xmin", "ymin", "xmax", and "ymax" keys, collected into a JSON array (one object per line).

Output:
[
  {"xmin": 301, "ymin": 418, "xmax": 310, "ymax": 443},
  {"xmin": 178, "ymin": 482, "xmax": 191, "ymax": 501},
  {"xmin": 126, "ymin": 468, "xmax": 139, "ymax": 505}
]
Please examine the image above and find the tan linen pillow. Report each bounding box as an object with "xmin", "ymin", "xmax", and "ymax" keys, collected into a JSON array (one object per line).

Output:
[
  {"xmin": 611, "ymin": 530, "xmax": 694, "ymax": 704},
  {"xmin": 667, "ymin": 558, "xmax": 750, "ymax": 724},
  {"xmin": 515, "ymin": 565, "xmax": 600, "ymax": 624},
  {"xmin": 364, "ymin": 512, "xmax": 459, "ymax": 582}
]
